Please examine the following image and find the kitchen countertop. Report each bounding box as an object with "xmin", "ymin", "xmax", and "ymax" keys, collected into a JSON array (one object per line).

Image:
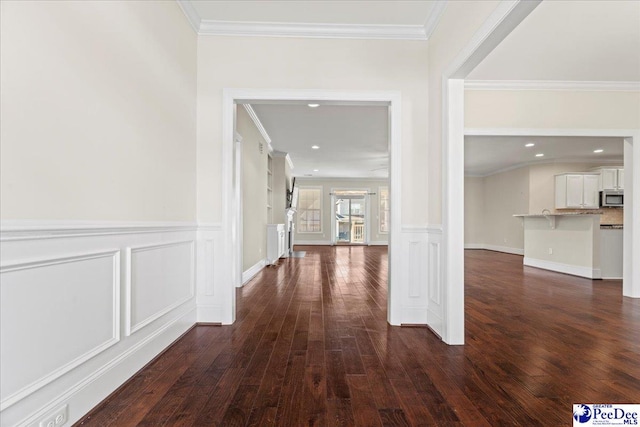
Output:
[{"xmin": 513, "ymin": 211, "xmax": 603, "ymax": 217}]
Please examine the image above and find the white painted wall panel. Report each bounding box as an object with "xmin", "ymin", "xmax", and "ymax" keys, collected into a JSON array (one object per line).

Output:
[
  {"xmin": 127, "ymin": 241, "xmax": 195, "ymax": 335},
  {"xmin": 0, "ymin": 252, "xmax": 119, "ymax": 410}
]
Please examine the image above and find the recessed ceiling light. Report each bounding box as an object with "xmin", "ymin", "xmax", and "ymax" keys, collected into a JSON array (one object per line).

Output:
[
  {"xmin": 311, "ymin": 145, "xmax": 320, "ymax": 150},
  {"xmin": 308, "ymin": 103, "xmax": 320, "ymax": 108},
  {"xmin": 535, "ymin": 153, "xmax": 544, "ymax": 157},
  {"xmin": 594, "ymin": 149, "xmax": 604, "ymax": 153},
  {"xmin": 313, "ymin": 169, "xmax": 319, "ymax": 172},
  {"xmin": 525, "ymin": 143, "xmax": 535, "ymax": 147}
]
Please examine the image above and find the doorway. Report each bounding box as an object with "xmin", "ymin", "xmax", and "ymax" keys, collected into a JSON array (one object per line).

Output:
[{"xmin": 333, "ymin": 190, "xmax": 368, "ymax": 245}]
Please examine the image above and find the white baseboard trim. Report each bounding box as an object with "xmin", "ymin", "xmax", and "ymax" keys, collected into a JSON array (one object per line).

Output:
[
  {"xmin": 242, "ymin": 259, "xmax": 266, "ymax": 284},
  {"xmin": 294, "ymin": 240, "xmax": 332, "ymax": 246},
  {"xmin": 524, "ymin": 257, "xmax": 602, "ymax": 279},
  {"xmin": 464, "ymin": 243, "xmax": 524, "ymax": 255},
  {"xmin": 398, "ymin": 306, "xmax": 428, "ymax": 325},
  {"xmin": 601, "ymin": 276, "xmax": 623, "ymax": 280},
  {"xmin": 368, "ymin": 241, "xmax": 389, "ymax": 246},
  {"xmin": 16, "ymin": 306, "xmax": 196, "ymax": 427}
]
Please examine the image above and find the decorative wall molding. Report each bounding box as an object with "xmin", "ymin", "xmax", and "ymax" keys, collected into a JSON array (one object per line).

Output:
[
  {"xmin": 200, "ymin": 21, "xmax": 429, "ymax": 40},
  {"xmin": 176, "ymin": 0, "xmax": 446, "ymax": 40},
  {"xmin": 125, "ymin": 240, "xmax": 195, "ymax": 336},
  {"xmin": 524, "ymin": 257, "xmax": 601, "ymax": 279},
  {"xmin": 0, "ymin": 222, "xmax": 200, "ymax": 425},
  {"xmin": 465, "ymin": 80, "xmax": 640, "ymax": 92},
  {"xmin": 0, "ymin": 221, "xmax": 198, "ymax": 241},
  {"xmin": 242, "ymin": 259, "xmax": 266, "ymax": 284},
  {"xmin": 427, "ymin": 227, "xmax": 443, "ymax": 337},
  {"xmin": 242, "ymin": 104, "xmax": 272, "ymax": 146},
  {"xmin": 0, "ymin": 251, "xmax": 120, "ymax": 411}
]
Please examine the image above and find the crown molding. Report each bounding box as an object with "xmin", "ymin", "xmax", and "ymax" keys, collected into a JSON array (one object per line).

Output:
[
  {"xmin": 176, "ymin": 0, "xmax": 200, "ymax": 33},
  {"xmin": 272, "ymin": 151, "xmax": 295, "ymax": 170},
  {"xmin": 198, "ymin": 20, "xmax": 428, "ymax": 40},
  {"xmin": 465, "ymin": 158, "xmax": 624, "ymax": 178},
  {"xmin": 241, "ymin": 104, "xmax": 272, "ymax": 146},
  {"xmin": 465, "ymin": 80, "xmax": 640, "ymax": 92},
  {"xmin": 423, "ymin": 1, "xmax": 447, "ymax": 39}
]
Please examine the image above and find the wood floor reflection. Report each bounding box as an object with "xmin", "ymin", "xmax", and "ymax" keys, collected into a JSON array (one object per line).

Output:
[{"xmin": 76, "ymin": 247, "xmax": 640, "ymax": 426}]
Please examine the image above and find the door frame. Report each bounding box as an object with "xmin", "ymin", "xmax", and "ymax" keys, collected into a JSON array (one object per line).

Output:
[{"xmin": 221, "ymin": 89, "xmax": 402, "ymax": 325}]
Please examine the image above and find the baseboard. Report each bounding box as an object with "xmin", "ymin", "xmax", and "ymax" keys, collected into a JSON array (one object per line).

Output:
[
  {"xmin": 294, "ymin": 240, "xmax": 332, "ymax": 245},
  {"xmin": 523, "ymin": 257, "xmax": 602, "ymax": 279},
  {"xmin": 242, "ymin": 259, "xmax": 265, "ymax": 284},
  {"xmin": 465, "ymin": 243, "xmax": 524, "ymax": 256},
  {"xmin": 368, "ymin": 241, "xmax": 389, "ymax": 246}
]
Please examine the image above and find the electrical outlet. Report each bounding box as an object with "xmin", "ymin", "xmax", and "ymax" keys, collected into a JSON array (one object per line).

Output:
[
  {"xmin": 39, "ymin": 404, "xmax": 68, "ymax": 427},
  {"xmin": 548, "ymin": 248, "xmax": 553, "ymax": 255}
]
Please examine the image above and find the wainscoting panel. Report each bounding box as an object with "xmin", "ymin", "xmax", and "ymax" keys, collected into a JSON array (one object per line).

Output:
[
  {"xmin": 398, "ymin": 226, "xmax": 429, "ymax": 324},
  {"xmin": 0, "ymin": 222, "xmax": 200, "ymax": 427},
  {"xmin": 427, "ymin": 227, "xmax": 444, "ymax": 337},
  {"xmin": 0, "ymin": 251, "xmax": 119, "ymax": 411},
  {"xmin": 196, "ymin": 224, "xmax": 225, "ymax": 322},
  {"xmin": 126, "ymin": 241, "xmax": 195, "ymax": 335}
]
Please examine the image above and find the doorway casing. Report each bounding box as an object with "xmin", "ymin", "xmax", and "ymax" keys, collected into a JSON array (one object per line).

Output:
[{"xmin": 221, "ymin": 90, "xmax": 402, "ymax": 325}]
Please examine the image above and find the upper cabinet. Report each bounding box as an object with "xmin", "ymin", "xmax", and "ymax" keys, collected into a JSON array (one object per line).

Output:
[
  {"xmin": 592, "ymin": 167, "xmax": 624, "ymax": 191},
  {"xmin": 555, "ymin": 173, "xmax": 600, "ymax": 209}
]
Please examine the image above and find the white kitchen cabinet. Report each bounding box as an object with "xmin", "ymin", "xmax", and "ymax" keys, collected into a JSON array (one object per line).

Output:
[
  {"xmin": 555, "ymin": 173, "xmax": 600, "ymax": 209},
  {"xmin": 592, "ymin": 167, "xmax": 624, "ymax": 190},
  {"xmin": 266, "ymin": 223, "xmax": 286, "ymax": 265}
]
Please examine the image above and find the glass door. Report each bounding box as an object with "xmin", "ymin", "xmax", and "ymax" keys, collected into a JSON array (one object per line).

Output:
[{"xmin": 334, "ymin": 192, "xmax": 367, "ymax": 244}]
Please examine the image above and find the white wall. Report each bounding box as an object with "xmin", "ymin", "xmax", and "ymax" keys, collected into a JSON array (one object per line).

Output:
[
  {"xmin": 293, "ymin": 178, "xmax": 389, "ymax": 245},
  {"xmin": 0, "ymin": 1, "xmax": 197, "ymax": 221},
  {"xmin": 464, "ymin": 177, "xmax": 485, "ymax": 246},
  {"xmin": 465, "ymin": 90, "xmax": 640, "ymax": 129},
  {"xmin": 465, "ymin": 162, "xmax": 606, "ymax": 253},
  {"xmin": 196, "ymin": 36, "xmax": 429, "ymax": 225},
  {"xmin": 237, "ymin": 107, "xmax": 268, "ymax": 271},
  {"xmin": 0, "ymin": 2, "xmax": 199, "ymax": 426}
]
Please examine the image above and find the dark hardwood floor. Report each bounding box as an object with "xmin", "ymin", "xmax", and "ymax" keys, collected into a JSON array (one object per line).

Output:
[{"xmin": 76, "ymin": 247, "xmax": 640, "ymax": 426}]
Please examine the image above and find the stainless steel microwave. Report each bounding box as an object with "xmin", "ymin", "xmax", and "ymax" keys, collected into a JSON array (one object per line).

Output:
[{"xmin": 600, "ymin": 190, "xmax": 623, "ymax": 207}]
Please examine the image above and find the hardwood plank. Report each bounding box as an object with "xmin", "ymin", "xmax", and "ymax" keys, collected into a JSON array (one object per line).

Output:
[{"xmin": 75, "ymin": 247, "xmax": 640, "ymax": 427}]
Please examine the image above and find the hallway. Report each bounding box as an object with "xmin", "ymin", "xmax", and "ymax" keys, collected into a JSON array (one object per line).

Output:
[{"xmin": 77, "ymin": 247, "xmax": 640, "ymax": 426}]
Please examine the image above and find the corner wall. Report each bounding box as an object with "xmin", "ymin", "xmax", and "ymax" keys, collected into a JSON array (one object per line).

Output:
[{"xmin": 0, "ymin": 2, "xmax": 198, "ymax": 426}]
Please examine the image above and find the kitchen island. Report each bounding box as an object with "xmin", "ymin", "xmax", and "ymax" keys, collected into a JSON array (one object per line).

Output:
[{"xmin": 514, "ymin": 212, "xmax": 602, "ymax": 279}]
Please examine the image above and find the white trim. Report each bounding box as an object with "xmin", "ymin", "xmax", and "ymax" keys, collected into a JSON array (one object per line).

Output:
[
  {"xmin": 222, "ymin": 89, "xmax": 402, "ymax": 327},
  {"xmin": 175, "ymin": 0, "xmax": 200, "ymax": 33},
  {"xmin": 0, "ymin": 251, "xmax": 120, "ymax": 411},
  {"xmin": 14, "ymin": 306, "xmax": 195, "ymax": 427},
  {"xmin": 464, "ymin": 244, "xmax": 524, "ymax": 256},
  {"xmin": 465, "ymin": 128, "xmax": 640, "ymax": 137},
  {"xmin": 199, "ymin": 20, "xmax": 429, "ymax": 40},
  {"xmin": 465, "ymin": 80, "xmax": 640, "ymax": 92},
  {"xmin": 242, "ymin": 104, "xmax": 272, "ymax": 145},
  {"xmin": 368, "ymin": 241, "xmax": 389, "ymax": 246},
  {"xmin": 423, "ymin": 0, "xmax": 447, "ymax": 39},
  {"xmin": 242, "ymin": 259, "xmax": 266, "ymax": 284},
  {"xmin": 297, "ymin": 176, "xmax": 388, "ymax": 182},
  {"xmin": 524, "ymin": 257, "xmax": 602, "ymax": 279},
  {"xmin": 124, "ymin": 241, "xmax": 195, "ymax": 336},
  {"xmin": 0, "ymin": 221, "xmax": 198, "ymax": 241},
  {"xmin": 401, "ymin": 225, "xmax": 430, "ymax": 233},
  {"xmin": 294, "ymin": 240, "xmax": 332, "ymax": 246}
]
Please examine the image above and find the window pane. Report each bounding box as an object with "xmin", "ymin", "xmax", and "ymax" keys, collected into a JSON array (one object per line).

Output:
[
  {"xmin": 298, "ymin": 188, "xmax": 322, "ymax": 233},
  {"xmin": 379, "ymin": 187, "xmax": 389, "ymax": 233}
]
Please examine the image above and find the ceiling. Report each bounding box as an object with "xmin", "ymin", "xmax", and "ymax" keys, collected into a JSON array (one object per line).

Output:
[
  {"xmin": 464, "ymin": 136, "xmax": 624, "ymax": 177},
  {"xmin": 468, "ymin": 0, "xmax": 640, "ymax": 81},
  {"xmin": 250, "ymin": 103, "xmax": 389, "ymax": 178}
]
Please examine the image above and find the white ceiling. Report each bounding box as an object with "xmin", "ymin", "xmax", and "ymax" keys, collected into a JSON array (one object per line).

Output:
[
  {"xmin": 468, "ymin": 0, "xmax": 640, "ymax": 81},
  {"xmin": 465, "ymin": 135, "xmax": 624, "ymax": 177},
  {"xmin": 189, "ymin": 1, "xmax": 437, "ymax": 26},
  {"xmin": 250, "ymin": 103, "xmax": 389, "ymax": 178}
]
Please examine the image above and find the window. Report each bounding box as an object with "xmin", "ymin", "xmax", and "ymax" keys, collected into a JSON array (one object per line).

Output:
[
  {"xmin": 298, "ymin": 187, "xmax": 322, "ymax": 232},
  {"xmin": 379, "ymin": 186, "xmax": 389, "ymax": 233}
]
